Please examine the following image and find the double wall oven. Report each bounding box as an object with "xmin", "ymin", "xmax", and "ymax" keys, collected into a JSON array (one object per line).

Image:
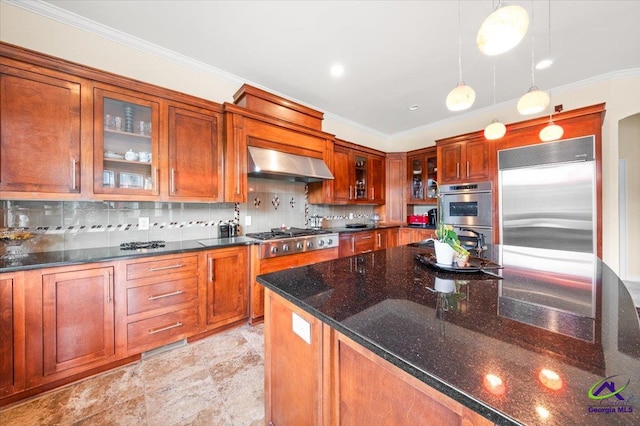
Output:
[
  {"xmin": 246, "ymin": 227, "xmax": 339, "ymax": 322},
  {"xmin": 439, "ymin": 181, "xmax": 493, "ymax": 248}
]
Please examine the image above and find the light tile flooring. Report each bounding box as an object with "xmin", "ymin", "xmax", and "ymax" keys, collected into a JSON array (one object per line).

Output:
[{"xmin": 0, "ymin": 323, "xmax": 265, "ymax": 426}]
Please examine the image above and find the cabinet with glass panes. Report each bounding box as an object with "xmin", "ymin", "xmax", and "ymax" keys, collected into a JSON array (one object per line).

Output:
[
  {"xmin": 407, "ymin": 147, "xmax": 437, "ymax": 204},
  {"xmin": 94, "ymin": 88, "xmax": 159, "ymax": 196}
]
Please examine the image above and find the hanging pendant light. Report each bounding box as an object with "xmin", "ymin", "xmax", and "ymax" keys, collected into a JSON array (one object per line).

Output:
[
  {"xmin": 539, "ymin": 0, "xmax": 563, "ymax": 142},
  {"xmin": 540, "ymin": 119, "xmax": 564, "ymax": 141},
  {"xmin": 447, "ymin": 0, "xmax": 475, "ymax": 112},
  {"xmin": 477, "ymin": 2, "xmax": 529, "ymax": 56},
  {"xmin": 484, "ymin": 64, "xmax": 506, "ymax": 140},
  {"xmin": 517, "ymin": 1, "xmax": 549, "ymax": 115}
]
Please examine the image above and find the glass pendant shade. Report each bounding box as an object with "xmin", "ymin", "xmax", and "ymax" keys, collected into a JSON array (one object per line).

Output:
[
  {"xmin": 446, "ymin": 82, "xmax": 476, "ymax": 111},
  {"xmin": 484, "ymin": 119, "xmax": 507, "ymax": 140},
  {"xmin": 539, "ymin": 121, "xmax": 564, "ymax": 141},
  {"xmin": 477, "ymin": 5, "xmax": 529, "ymax": 56},
  {"xmin": 517, "ymin": 86, "xmax": 550, "ymax": 115}
]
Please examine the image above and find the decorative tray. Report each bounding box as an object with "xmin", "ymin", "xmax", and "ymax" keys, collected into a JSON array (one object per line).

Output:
[{"xmin": 415, "ymin": 253, "xmax": 503, "ymax": 275}]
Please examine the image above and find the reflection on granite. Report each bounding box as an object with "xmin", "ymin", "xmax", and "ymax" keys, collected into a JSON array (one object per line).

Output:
[
  {"xmin": 257, "ymin": 245, "xmax": 640, "ymax": 426},
  {"xmin": 0, "ymin": 237, "xmax": 258, "ymax": 272}
]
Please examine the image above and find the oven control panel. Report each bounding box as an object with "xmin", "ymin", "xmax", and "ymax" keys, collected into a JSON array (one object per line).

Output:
[{"xmin": 258, "ymin": 233, "xmax": 339, "ymax": 259}]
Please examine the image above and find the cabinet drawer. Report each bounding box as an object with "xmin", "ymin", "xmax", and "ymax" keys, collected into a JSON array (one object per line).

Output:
[
  {"xmin": 126, "ymin": 255, "xmax": 198, "ymax": 281},
  {"xmin": 354, "ymin": 232, "xmax": 375, "ymax": 254},
  {"xmin": 127, "ymin": 277, "xmax": 198, "ymax": 315},
  {"xmin": 127, "ymin": 306, "xmax": 198, "ymax": 351}
]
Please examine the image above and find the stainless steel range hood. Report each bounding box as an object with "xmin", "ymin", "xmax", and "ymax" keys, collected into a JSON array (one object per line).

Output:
[{"xmin": 247, "ymin": 146, "xmax": 334, "ymax": 183}]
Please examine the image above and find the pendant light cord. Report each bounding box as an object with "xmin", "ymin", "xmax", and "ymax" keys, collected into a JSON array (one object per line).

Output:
[
  {"xmin": 530, "ymin": 0, "xmax": 536, "ymax": 86},
  {"xmin": 457, "ymin": 0, "xmax": 462, "ymax": 82},
  {"xmin": 493, "ymin": 64, "xmax": 497, "ymax": 106}
]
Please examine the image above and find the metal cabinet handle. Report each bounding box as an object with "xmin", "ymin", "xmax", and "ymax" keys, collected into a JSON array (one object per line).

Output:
[
  {"xmin": 456, "ymin": 163, "xmax": 460, "ymax": 179},
  {"xmin": 70, "ymin": 158, "xmax": 77, "ymax": 190},
  {"xmin": 361, "ymin": 249, "xmax": 373, "ymax": 253},
  {"xmin": 148, "ymin": 322, "xmax": 183, "ymax": 335},
  {"xmin": 148, "ymin": 290, "xmax": 183, "ymax": 301},
  {"xmin": 377, "ymin": 234, "xmax": 381, "ymax": 247},
  {"xmin": 208, "ymin": 258, "xmax": 214, "ymax": 282},
  {"xmin": 349, "ymin": 186, "xmax": 353, "ymax": 200},
  {"xmin": 370, "ymin": 187, "xmax": 375, "ymax": 200},
  {"xmin": 106, "ymin": 271, "xmax": 113, "ymax": 303},
  {"xmin": 466, "ymin": 161, "xmax": 470, "ymax": 177},
  {"xmin": 351, "ymin": 238, "xmax": 355, "ymax": 253},
  {"xmin": 170, "ymin": 168, "xmax": 176, "ymax": 194},
  {"xmin": 149, "ymin": 264, "xmax": 183, "ymax": 272},
  {"xmin": 361, "ymin": 235, "xmax": 373, "ymax": 239}
]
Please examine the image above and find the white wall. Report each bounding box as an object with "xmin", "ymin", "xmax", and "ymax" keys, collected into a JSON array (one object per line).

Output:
[
  {"xmin": 2, "ymin": 1, "xmax": 639, "ymax": 272},
  {"xmin": 619, "ymin": 115, "xmax": 640, "ymax": 281}
]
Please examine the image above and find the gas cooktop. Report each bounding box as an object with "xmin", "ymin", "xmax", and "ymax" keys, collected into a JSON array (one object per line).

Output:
[{"xmin": 246, "ymin": 227, "xmax": 330, "ymax": 241}]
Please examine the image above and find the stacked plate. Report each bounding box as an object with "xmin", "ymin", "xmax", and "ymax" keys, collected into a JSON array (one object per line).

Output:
[{"xmin": 124, "ymin": 105, "xmax": 134, "ymax": 132}]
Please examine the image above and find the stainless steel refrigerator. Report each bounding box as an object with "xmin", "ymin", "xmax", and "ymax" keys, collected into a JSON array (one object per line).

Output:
[{"xmin": 498, "ymin": 136, "xmax": 596, "ymax": 254}]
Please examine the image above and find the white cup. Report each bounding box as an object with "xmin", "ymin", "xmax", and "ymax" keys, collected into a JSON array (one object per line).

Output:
[
  {"xmin": 124, "ymin": 149, "xmax": 138, "ymax": 161},
  {"xmin": 138, "ymin": 151, "xmax": 151, "ymax": 162}
]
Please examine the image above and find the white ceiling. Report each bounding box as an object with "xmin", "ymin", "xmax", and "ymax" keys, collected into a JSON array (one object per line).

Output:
[{"xmin": 38, "ymin": 1, "xmax": 640, "ymax": 136}]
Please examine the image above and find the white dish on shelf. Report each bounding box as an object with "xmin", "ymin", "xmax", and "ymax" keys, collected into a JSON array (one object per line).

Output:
[{"xmin": 104, "ymin": 151, "xmax": 124, "ymax": 159}]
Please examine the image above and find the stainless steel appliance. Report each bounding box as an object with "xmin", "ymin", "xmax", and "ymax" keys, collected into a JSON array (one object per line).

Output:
[
  {"xmin": 440, "ymin": 181, "xmax": 493, "ymax": 248},
  {"xmin": 246, "ymin": 227, "xmax": 339, "ymax": 259},
  {"xmin": 219, "ymin": 223, "xmax": 238, "ymax": 238},
  {"xmin": 247, "ymin": 146, "xmax": 334, "ymax": 182},
  {"xmin": 498, "ymin": 136, "xmax": 596, "ymax": 253}
]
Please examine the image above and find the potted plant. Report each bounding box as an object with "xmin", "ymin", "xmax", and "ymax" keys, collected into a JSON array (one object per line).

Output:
[{"xmin": 434, "ymin": 222, "xmax": 470, "ymax": 266}]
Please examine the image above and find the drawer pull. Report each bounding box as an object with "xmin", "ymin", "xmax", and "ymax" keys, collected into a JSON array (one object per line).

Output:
[
  {"xmin": 148, "ymin": 290, "xmax": 183, "ymax": 301},
  {"xmin": 148, "ymin": 264, "xmax": 183, "ymax": 272},
  {"xmin": 148, "ymin": 321, "xmax": 183, "ymax": 335},
  {"xmin": 360, "ymin": 235, "xmax": 373, "ymax": 239}
]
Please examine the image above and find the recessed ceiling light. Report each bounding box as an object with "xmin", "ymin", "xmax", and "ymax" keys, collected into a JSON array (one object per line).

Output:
[
  {"xmin": 330, "ymin": 63, "xmax": 344, "ymax": 77},
  {"xmin": 408, "ymin": 104, "xmax": 419, "ymax": 111},
  {"xmin": 536, "ymin": 58, "xmax": 554, "ymax": 70}
]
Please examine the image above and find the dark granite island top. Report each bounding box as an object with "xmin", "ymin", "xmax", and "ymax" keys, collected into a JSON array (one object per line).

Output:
[{"xmin": 257, "ymin": 244, "xmax": 640, "ymax": 425}]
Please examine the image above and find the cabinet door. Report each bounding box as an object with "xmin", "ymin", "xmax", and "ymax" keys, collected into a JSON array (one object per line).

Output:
[
  {"xmin": 354, "ymin": 231, "xmax": 375, "ymax": 254},
  {"xmin": 408, "ymin": 154, "xmax": 426, "ymax": 202},
  {"xmin": 369, "ymin": 155, "xmax": 385, "ymax": 204},
  {"xmin": 168, "ymin": 106, "xmax": 223, "ymax": 201},
  {"xmin": 42, "ymin": 267, "xmax": 115, "ymax": 375},
  {"xmin": 374, "ymin": 229, "xmax": 387, "ymax": 250},
  {"xmin": 0, "ymin": 274, "xmax": 24, "ymax": 397},
  {"xmin": 439, "ymin": 143, "xmax": 463, "ymax": 183},
  {"xmin": 465, "ymin": 139, "xmax": 490, "ymax": 181},
  {"xmin": 206, "ymin": 247, "xmax": 248, "ymax": 328},
  {"xmin": 339, "ymin": 234, "xmax": 355, "ymax": 257},
  {"xmin": 332, "ymin": 146, "xmax": 353, "ymax": 202},
  {"xmin": 0, "ymin": 64, "xmax": 81, "ymax": 195},
  {"xmin": 93, "ymin": 88, "xmax": 159, "ymax": 197}
]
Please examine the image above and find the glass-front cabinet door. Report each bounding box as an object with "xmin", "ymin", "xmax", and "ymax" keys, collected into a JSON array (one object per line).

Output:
[
  {"xmin": 354, "ymin": 154, "xmax": 368, "ymax": 201},
  {"xmin": 94, "ymin": 88, "xmax": 159, "ymax": 196},
  {"xmin": 408, "ymin": 148, "xmax": 437, "ymax": 204}
]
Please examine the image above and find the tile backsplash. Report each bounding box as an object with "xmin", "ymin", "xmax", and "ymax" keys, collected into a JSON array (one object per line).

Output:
[{"xmin": 1, "ymin": 178, "xmax": 376, "ymax": 254}]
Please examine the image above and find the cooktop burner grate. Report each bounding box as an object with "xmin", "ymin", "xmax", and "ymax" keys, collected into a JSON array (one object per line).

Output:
[
  {"xmin": 120, "ymin": 241, "xmax": 166, "ymax": 250},
  {"xmin": 246, "ymin": 227, "xmax": 331, "ymax": 241}
]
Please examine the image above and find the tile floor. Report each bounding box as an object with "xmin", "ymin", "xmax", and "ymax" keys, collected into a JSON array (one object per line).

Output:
[{"xmin": 0, "ymin": 323, "xmax": 265, "ymax": 426}]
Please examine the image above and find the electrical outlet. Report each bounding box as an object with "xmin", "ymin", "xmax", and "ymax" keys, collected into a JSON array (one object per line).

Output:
[
  {"xmin": 245, "ymin": 216, "xmax": 252, "ymax": 226},
  {"xmin": 138, "ymin": 217, "xmax": 150, "ymax": 230}
]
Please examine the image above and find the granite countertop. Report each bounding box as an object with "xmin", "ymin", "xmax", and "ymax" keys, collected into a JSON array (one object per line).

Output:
[
  {"xmin": 256, "ymin": 244, "xmax": 640, "ymax": 425},
  {"xmin": 0, "ymin": 236, "xmax": 258, "ymax": 272}
]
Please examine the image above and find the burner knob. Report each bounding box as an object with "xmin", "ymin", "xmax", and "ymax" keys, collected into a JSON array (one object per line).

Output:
[
  {"xmin": 270, "ymin": 247, "xmax": 279, "ymax": 255},
  {"xmin": 327, "ymin": 238, "xmax": 333, "ymax": 245},
  {"xmin": 306, "ymin": 241, "xmax": 314, "ymax": 249},
  {"xmin": 282, "ymin": 244, "xmax": 290, "ymax": 252},
  {"xmin": 296, "ymin": 242, "xmax": 303, "ymax": 250},
  {"xmin": 318, "ymin": 240, "xmax": 325, "ymax": 247}
]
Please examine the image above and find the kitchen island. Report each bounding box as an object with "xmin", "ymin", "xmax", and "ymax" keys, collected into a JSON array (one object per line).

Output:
[{"xmin": 257, "ymin": 244, "xmax": 640, "ymax": 425}]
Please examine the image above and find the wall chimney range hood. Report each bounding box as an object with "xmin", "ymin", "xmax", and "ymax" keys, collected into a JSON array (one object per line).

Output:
[{"xmin": 247, "ymin": 146, "xmax": 334, "ymax": 183}]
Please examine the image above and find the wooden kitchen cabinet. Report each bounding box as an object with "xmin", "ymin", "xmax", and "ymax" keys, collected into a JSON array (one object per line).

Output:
[
  {"xmin": 203, "ymin": 247, "xmax": 248, "ymax": 330},
  {"xmin": 437, "ymin": 137, "xmax": 490, "ymax": 184},
  {"xmin": 167, "ymin": 103, "xmax": 224, "ymax": 201},
  {"xmin": 121, "ymin": 254, "xmax": 200, "ymax": 354},
  {"xmin": 339, "ymin": 231, "xmax": 375, "ymax": 257},
  {"xmin": 93, "ymin": 87, "xmax": 160, "ymax": 197},
  {"xmin": 332, "ymin": 140, "xmax": 385, "ymax": 204},
  {"xmin": 40, "ymin": 266, "xmax": 116, "ymax": 377},
  {"xmin": 375, "ymin": 153, "xmax": 406, "ymax": 225},
  {"xmin": 398, "ymin": 227, "xmax": 436, "ymax": 245},
  {"xmin": 407, "ymin": 147, "xmax": 438, "ymax": 204},
  {"xmin": 0, "ymin": 272, "xmax": 25, "ymax": 398},
  {"xmin": 0, "ymin": 59, "xmax": 82, "ymax": 198}
]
